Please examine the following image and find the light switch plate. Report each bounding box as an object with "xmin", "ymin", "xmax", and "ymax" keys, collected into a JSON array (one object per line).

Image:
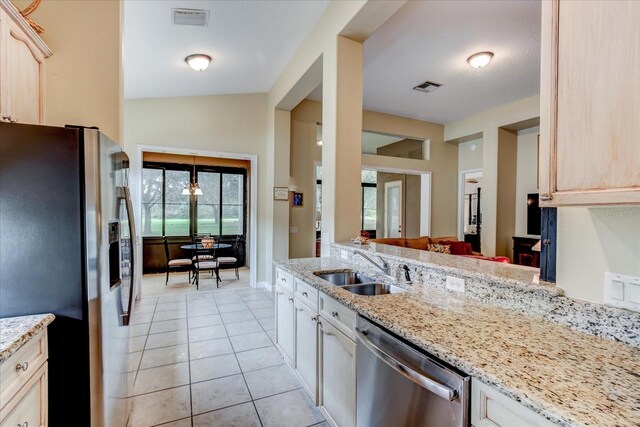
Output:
[
  {"xmin": 289, "ymin": 227, "xmax": 299, "ymax": 234},
  {"xmin": 604, "ymin": 272, "xmax": 640, "ymax": 312},
  {"xmin": 446, "ymin": 276, "xmax": 465, "ymax": 293}
]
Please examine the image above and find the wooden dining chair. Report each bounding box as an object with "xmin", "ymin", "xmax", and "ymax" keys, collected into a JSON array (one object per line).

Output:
[
  {"xmin": 163, "ymin": 236, "xmax": 192, "ymax": 286},
  {"xmin": 217, "ymin": 235, "xmax": 242, "ymax": 280},
  {"xmin": 192, "ymin": 236, "xmax": 221, "ymax": 289}
]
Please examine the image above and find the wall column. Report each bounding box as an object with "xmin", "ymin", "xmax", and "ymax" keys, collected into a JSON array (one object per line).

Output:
[
  {"xmin": 321, "ymin": 36, "xmax": 363, "ymax": 255},
  {"xmin": 270, "ymin": 109, "xmax": 291, "ymax": 278}
]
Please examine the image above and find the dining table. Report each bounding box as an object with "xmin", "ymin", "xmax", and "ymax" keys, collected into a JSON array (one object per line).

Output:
[{"xmin": 180, "ymin": 243, "xmax": 232, "ymax": 285}]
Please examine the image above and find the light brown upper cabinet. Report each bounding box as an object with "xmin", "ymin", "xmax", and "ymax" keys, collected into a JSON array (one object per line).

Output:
[
  {"xmin": 539, "ymin": 0, "xmax": 640, "ymax": 206},
  {"xmin": 0, "ymin": 0, "xmax": 52, "ymax": 125}
]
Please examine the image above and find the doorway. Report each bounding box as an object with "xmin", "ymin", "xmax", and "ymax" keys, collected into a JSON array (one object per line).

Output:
[
  {"xmin": 384, "ymin": 180, "xmax": 403, "ymax": 238},
  {"xmin": 458, "ymin": 170, "xmax": 483, "ymax": 252}
]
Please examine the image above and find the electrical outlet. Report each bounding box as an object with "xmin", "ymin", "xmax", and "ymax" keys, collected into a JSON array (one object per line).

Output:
[
  {"xmin": 289, "ymin": 227, "xmax": 299, "ymax": 234},
  {"xmin": 341, "ymin": 250, "xmax": 349, "ymax": 260},
  {"xmin": 446, "ymin": 276, "xmax": 465, "ymax": 293},
  {"xmin": 604, "ymin": 272, "xmax": 640, "ymax": 312}
]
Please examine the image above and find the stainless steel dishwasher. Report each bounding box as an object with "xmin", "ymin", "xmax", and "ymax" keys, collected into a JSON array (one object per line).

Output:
[{"xmin": 355, "ymin": 316, "xmax": 470, "ymax": 427}]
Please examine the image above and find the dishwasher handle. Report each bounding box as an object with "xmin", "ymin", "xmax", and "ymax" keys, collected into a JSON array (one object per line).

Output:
[{"xmin": 355, "ymin": 327, "xmax": 458, "ymax": 401}]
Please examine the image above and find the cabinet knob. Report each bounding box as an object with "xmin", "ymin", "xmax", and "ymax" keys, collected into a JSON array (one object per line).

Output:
[
  {"xmin": 288, "ymin": 297, "xmax": 294, "ymax": 303},
  {"xmin": 17, "ymin": 422, "xmax": 28, "ymax": 427},
  {"xmin": 15, "ymin": 361, "xmax": 28, "ymax": 372},
  {"xmin": 539, "ymin": 193, "xmax": 553, "ymax": 201},
  {"xmin": 311, "ymin": 316, "xmax": 318, "ymax": 322},
  {"xmin": 302, "ymin": 291, "xmax": 308, "ymax": 297},
  {"xmin": 331, "ymin": 311, "xmax": 339, "ymax": 318}
]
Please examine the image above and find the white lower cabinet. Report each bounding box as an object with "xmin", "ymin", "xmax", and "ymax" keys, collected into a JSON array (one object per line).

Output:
[
  {"xmin": 471, "ymin": 378, "xmax": 557, "ymax": 427},
  {"xmin": 318, "ymin": 316, "xmax": 356, "ymax": 427},
  {"xmin": 294, "ymin": 299, "xmax": 318, "ymax": 403},
  {"xmin": 275, "ymin": 283, "xmax": 295, "ymax": 364}
]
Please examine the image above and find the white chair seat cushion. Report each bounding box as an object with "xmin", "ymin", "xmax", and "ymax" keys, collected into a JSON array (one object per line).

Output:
[
  {"xmin": 217, "ymin": 257, "xmax": 237, "ymax": 263},
  {"xmin": 169, "ymin": 259, "xmax": 192, "ymax": 267},
  {"xmin": 192, "ymin": 255, "xmax": 215, "ymax": 261},
  {"xmin": 195, "ymin": 261, "xmax": 218, "ymax": 269}
]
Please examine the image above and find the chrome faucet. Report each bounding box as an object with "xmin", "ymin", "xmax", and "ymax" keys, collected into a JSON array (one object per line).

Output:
[{"xmin": 353, "ymin": 251, "xmax": 391, "ymax": 276}]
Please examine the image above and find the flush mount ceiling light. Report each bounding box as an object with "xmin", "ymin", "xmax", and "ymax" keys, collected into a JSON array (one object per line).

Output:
[
  {"xmin": 467, "ymin": 51, "xmax": 494, "ymax": 68},
  {"xmin": 185, "ymin": 54, "xmax": 211, "ymax": 71}
]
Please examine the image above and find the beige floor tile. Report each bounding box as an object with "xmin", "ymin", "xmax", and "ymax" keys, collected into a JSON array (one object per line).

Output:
[
  {"xmin": 245, "ymin": 299, "xmax": 274, "ymax": 310},
  {"xmin": 156, "ymin": 301, "xmax": 187, "ymax": 312},
  {"xmin": 244, "ymin": 364, "xmax": 301, "ymax": 399},
  {"xmin": 187, "ymin": 300, "xmax": 216, "ymax": 309},
  {"xmin": 220, "ymin": 310, "xmax": 255, "ymax": 324},
  {"xmin": 254, "ymin": 389, "xmax": 324, "ymax": 427},
  {"xmin": 128, "ymin": 385, "xmax": 191, "ymax": 427},
  {"xmin": 131, "ymin": 312, "xmax": 154, "ymax": 325},
  {"xmin": 156, "ymin": 417, "xmax": 192, "ymax": 427},
  {"xmin": 126, "ymin": 351, "xmax": 143, "ymax": 372},
  {"xmin": 188, "ymin": 314, "xmax": 223, "ymax": 329},
  {"xmin": 251, "ymin": 307, "xmax": 275, "ymax": 319},
  {"xmin": 190, "ymin": 353, "xmax": 241, "ymax": 383},
  {"xmin": 158, "ymin": 294, "xmax": 187, "ymax": 302},
  {"xmin": 225, "ymin": 319, "xmax": 262, "ymax": 337},
  {"xmin": 191, "ymin": 374, "xmax": 251, "ymax": 415},
  {"xmin": 257, "ymin": 316, "xmax": 275, "ymax": 331},
  {"xmin": 146, "ymin": 330, "xmax": 188, "ymax": 349},
  {"xmin": 229, "ymin": 331, "xmax": 273, "ymax": 353},
  {"xmin": 189, "ymin": 337, "xmax": 234, "ymax": 360},
  {"xmin": 140, "ymin": 344, "xmax": 189, "ymax": 369},
  {"xmin": 189, "ymin": 305, "xmax": 220, "ymax": 317},
  {"xmin": 217, "ymin": 302, "xmax": 248, "ymax": 313},
  {"xmin": 130, "ymin": 323, "xmax": 151, "ymax": 337},
  {"xmin": 241, "ymin": 292, "xmax": 270, "ymax": 302},
  {"xmin": 189, "ymin": 325, "xmax": 227, "ymax": 342},
  {"xmin": 214, "ymin": 295, "xmax": 243, "ymax": 305},
  {"xmin": 135, "ymin": 304, "xmax": 157, "ymax": 314},
  {"xmin": 133, "ymin": 362, "xmax": 190, "ymax": 395},
  {"xmin": 137, "ymin": 297, "xmax": 158, "ymax": 305},
  {"xmin": 235, "ymin": 346, "xmax": 284, "ymax": 372},
  {"xmin": 149, "ymin": 318, "xmax": 188, "ymax": 335},
  {"xmin": 192, "ymin": 402, "xmax": 261, "ymax": 427},
  {"xmin": 130, "ymin": 336, "xmax": 147, "ymax": 353},
  {"xmin": 153, "ymin": 309, "xmax": 187, "ymax": 322}
]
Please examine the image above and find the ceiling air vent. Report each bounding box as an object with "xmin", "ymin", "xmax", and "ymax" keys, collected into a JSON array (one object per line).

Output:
[
  {"xmin": 413, "ymin": 81, "xmax": 442, "ymax": 93},
  {"xmin": 172, "ymin": 8, "xmax": 210, "ymax": 26}
]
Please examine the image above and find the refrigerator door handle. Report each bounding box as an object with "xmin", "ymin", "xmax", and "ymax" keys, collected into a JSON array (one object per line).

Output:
[{"xmin": 116, "ymin": 185, "xmax": 136, "ymax": 326}]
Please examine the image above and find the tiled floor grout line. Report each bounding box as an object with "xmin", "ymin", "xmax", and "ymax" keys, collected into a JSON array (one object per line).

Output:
[{"xmin": 183, "ymin": 298, "xmax": 195, "ymax": 427}]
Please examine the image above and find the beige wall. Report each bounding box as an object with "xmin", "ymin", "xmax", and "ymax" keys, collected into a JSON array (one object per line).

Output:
[
  {"xmin": 288, "ymin": 99, "xmax": 457, "ymax": 259},
  {"xmin": 496, "ymin": 128, "xmax": 518, "ymax": 259},
  {"xmin": 515, "ymin": 127, "xmax": 540, "ymax": 237},
  {"xmin": 16, "ymin": 0, "xmax": 123, "ymax": 142},
  {"xmin": 458, "ymin": 139, "xmax": 483, "ymax": 172},
  {"xmin": 123, "ymin": 94, "xmax": 269, "ymax": 282},
  {"xmin": 557, "ymin": 208, "xmax": 640, "ymax": 303}
]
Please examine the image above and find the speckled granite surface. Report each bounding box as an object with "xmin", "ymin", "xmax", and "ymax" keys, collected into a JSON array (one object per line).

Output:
[
  {"xmin": 0, "ymin": 314, "xmax": 54, "ymax": 364},
  {"xmin": 274, "ymin": 257, "xmax": 640, "ymax": 427},
  {"xmin": 332, "ymin": 242, "xmax": 640, "ymax": 346}
]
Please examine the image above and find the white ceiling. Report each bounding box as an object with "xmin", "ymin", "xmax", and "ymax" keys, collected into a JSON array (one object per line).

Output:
[
  {"xmin": 124, "ymin": 0, "xmax": 330, "ymax": 99},
  {"xmin": 309, "ymin": 0, "xmax": 541, "ymax": 124}
]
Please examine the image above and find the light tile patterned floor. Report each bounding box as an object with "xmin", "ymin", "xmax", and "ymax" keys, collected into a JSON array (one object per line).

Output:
[{"xmin": 127, "ymin": 281, "xmax": 327, "ymax": 427}]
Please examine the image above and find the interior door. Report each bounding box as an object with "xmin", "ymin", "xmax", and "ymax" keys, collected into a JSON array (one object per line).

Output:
[{"xmin": 384, "ymin": 181, "xmax": 402, "ymax": 238}]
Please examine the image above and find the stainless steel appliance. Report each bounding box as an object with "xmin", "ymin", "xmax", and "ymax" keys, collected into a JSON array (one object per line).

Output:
[
  {"xmin": 0, "ymin": 123, "xmax": 137, "ymax": 426},
  {"xmin": 356, "ymin": 316, "xmax": 470, "ymax": 427}
]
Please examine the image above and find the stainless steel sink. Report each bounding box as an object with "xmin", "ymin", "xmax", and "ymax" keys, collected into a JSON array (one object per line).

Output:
[
  {"xmin": 314, "ymin": 271, "xmax": 376, "ymax": 286},
  {"xmin": 341, "ymin": 283, "xmax": 407, "ymax": 296}
]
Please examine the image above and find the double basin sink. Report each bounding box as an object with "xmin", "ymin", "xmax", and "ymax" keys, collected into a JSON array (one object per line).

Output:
[{"xmin": 313, "ymin": 271, "xmax": 406, "ymax": 296}]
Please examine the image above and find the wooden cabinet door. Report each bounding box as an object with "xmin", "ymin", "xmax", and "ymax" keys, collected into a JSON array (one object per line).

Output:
[
  {"xmin": 540, "ymin": 0, "xmax": 640, "ymax": 206},
  {"xmin": 0, "ymin": 362, "xmax": 47, "ymax": 427},
  {"xmin": 319, "ymin": 317, "xmax": 356, "ymax": 427},
  {"xmin": 294, "ymin": 299, "xmax": 318, "ymax": 403},
  {"xmin": 275, "ymin": 284, "xmax": 295, "ymax": 364}
]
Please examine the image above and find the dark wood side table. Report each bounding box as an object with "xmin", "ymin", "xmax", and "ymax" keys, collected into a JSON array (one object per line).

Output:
[{"xmin": 512, "ymin": 236, "xmax": 540, "ymax": 267}]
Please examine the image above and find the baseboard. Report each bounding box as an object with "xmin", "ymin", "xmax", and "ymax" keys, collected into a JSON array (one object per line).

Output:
[{"xmin": 256, "ymin": 281, "xmax": 272, "ymax": 292}]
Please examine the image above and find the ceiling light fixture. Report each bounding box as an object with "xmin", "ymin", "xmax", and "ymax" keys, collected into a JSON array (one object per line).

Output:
[
  {"xmin": 467, "ymin": 51, "xmax": 494, "ymax": 68},
  {"xmin": 185, "ymin": 54, "xmax": 212, "ymax": 71},
  {"xmin": 182, "ymin": 156, "xmax": 203, "ymax": 196}
]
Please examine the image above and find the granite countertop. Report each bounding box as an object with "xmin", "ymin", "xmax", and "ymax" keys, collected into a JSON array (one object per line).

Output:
[
  {"xmin": 0, "ymin": 314, "xmax": 55, "ymax": 365},
  {"xmin": 334, "ymin": 241, "xmax": 561, "ymax": 295},
  {"xmin": 275, "ymin": 257, "xmax": 640, "ymax": 427}
]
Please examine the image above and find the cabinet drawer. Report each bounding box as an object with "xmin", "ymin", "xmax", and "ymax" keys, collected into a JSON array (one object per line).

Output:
[
  {"xmin": 0, "ymin": 329, "xmax": 48, "ymax": 408},
  {"xmin": 471, "ymin": 378, "xmax": 557, "ymax": 427},
  {"xmin": 0, "ymin": 362, "xmax": 47, "ymax": 427},
  {"xmin": 319, "ymin": 294, "xmax": 356, "ymax": 340},
  {"xmin": 295, "ymin": 279, "xmax": 318, "ymax": 311},
  {"xmin": 275, "ymin": 268, "xmax": 294, "ymax": 293}
]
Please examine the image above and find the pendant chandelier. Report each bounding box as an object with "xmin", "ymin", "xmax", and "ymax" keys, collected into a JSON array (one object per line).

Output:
[{"xmin": 182, "ymin": 156, "xmax": 203, "ymax": 196}]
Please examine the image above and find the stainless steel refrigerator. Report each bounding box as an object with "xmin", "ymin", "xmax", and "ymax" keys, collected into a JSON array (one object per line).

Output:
[{"xmin": 0, "ymin": 123, "xmax": 137, "ymax": 426}]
